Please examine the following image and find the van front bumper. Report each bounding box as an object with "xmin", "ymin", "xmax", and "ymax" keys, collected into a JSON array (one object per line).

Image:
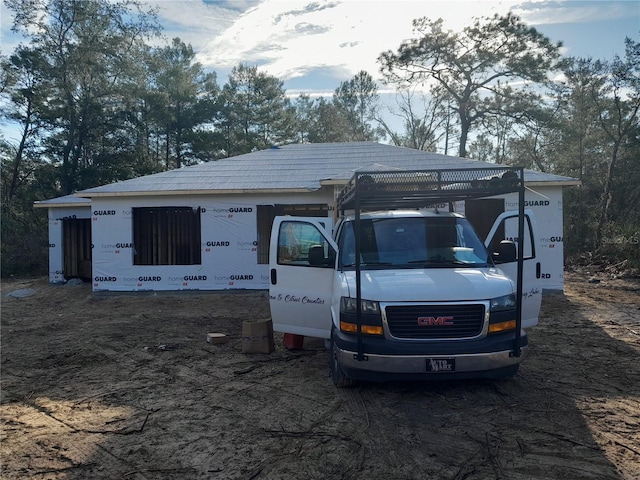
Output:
[{"xmin": 333, "ymin": 331, "xmax": 527, "ymax": 381}]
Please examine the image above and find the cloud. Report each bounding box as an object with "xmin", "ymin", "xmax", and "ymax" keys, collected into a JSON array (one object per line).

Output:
[
  {"xmin": 293, "ymin": 22, "xmax": 331, "ymax": 35},
  {"xmin": 146, "ymin": 0, "xmax": 243, "ymax": 46},
  {"xmin": 188, "ymin": 0, "xmax": 541, "ymax": 83},
  {"xmin": 274, "ymin": 1, "xmax": 341, "ymax": 23},
  {"xmin": 4, "ymin": 0, "xmax": 637, "ymax": 95}
]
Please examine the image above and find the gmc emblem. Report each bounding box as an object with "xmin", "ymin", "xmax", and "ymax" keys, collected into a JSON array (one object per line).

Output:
[{"xmin": 417, "ymin": 316, "xmax": 454, "ymax": 326}]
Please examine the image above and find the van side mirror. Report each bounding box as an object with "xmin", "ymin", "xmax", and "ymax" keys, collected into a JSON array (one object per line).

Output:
[
  {"xmin": 493, "ymin": 240, "xmax": 517, "ymax": 263},
  {"xmin": 309, "ymin": 245, "xmax": 328, "ymax": 266}
]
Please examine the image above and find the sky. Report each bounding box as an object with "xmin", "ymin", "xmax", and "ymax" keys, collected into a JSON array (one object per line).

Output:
[
  {"xmin": 1, "ymin": 0, "xmax": 639, "ymax": 140},
  {"xmin": 143, "ymin": 0, "xmax": 639, "ymax": 96}
]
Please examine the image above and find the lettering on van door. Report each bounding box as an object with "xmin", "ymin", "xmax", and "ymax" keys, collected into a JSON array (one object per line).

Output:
[{"xmin": 270, "ymin": 293, "xmax": 326, "ymax": 305}]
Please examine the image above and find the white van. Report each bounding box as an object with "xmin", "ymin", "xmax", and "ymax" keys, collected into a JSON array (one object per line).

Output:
[{"xmin": 269, "ymin": 168, "xmax": 542, "ymax": 386}]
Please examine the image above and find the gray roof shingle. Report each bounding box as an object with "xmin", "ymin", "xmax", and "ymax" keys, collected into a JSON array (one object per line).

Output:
[{"xmin": 67, "ymin": 142, "xmax": 578, "ymax": 198}]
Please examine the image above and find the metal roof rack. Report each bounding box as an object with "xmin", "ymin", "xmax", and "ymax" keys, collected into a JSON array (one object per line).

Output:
[
  {"xmin": 337, "ymin": 167, "xmax": 524, "ymax": 212},
  {"xmin": 337, "ymin": 167, "xmax": 526, "ymax": 362}
]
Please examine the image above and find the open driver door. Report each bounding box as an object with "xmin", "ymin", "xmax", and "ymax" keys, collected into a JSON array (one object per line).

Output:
[{"xmin": 269, "ymin": 217, "xmax": 337, "ymax": 339}]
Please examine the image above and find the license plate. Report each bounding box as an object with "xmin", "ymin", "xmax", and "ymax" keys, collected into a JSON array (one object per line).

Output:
[{"xmin": 426, "ymin": 358, "xmax": 455, "ymax": 372}]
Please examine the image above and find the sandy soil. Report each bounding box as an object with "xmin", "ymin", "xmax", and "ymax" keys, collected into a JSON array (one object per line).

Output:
[{"xmin": 1, "ymin": 272, "xmax": 639, "ymax": 479}]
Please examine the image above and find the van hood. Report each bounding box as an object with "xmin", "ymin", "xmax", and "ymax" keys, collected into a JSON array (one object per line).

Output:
[{"xmin": 341, "ymin": 268, "xmax": 513, "ymax": 302}]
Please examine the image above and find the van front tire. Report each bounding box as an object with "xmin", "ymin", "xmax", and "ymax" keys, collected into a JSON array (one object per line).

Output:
[{"xmin": 330, "ymin": 330, "xmax": 354, "ymax": 388}]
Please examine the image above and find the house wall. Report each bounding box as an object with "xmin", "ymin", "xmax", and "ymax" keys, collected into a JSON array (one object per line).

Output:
[
  {"xmin": 46, "ymin": 185, "xmax": 566, "ymax": 292},
  {"xmin": 89, "ymin": 192, "xmax": 331, "ymax": 292},
  {"xmin": 47, "ymin": 206, "xmax": 92, "ymax": 283}
]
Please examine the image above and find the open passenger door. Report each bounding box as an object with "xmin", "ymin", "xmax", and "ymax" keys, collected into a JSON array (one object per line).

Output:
[
  {"xmin": 485, "ymin": 210, "xmax": 542, "ymax": 328},
  {"xmin": 269, "ymin": 217, "xmax": 337, "ymax": 339}
]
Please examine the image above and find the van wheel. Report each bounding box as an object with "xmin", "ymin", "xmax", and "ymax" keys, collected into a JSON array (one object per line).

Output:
[{"xmin": 330, "ymin": 332, "xmax": 354, "ymax": 388}]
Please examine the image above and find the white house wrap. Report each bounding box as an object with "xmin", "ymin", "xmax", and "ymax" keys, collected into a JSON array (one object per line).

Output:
[{"xmin": 35, "ymin": 142, "xmax": 578, "ymax": 292}]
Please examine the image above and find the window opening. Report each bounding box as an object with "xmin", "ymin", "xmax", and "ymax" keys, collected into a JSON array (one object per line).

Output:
[{"xmin": 133, "ymin": 207, "xmax": 202, "ymax": 265}]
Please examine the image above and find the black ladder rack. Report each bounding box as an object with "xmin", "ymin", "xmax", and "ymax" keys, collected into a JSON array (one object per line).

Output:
[{"xmin": 337, "ymin": 167, "xmax": 524, "ymax": 213}]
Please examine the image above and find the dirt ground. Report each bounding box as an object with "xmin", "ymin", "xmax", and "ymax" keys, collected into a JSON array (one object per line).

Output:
[{"xmin": 1, "ymin": 272, "xmax": 639, "ymax": 480}]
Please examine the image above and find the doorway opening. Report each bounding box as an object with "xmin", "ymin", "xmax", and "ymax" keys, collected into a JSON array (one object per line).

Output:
[{"xmin": 63, "ymin": 218, "xmax": 92, "ymax": 281}]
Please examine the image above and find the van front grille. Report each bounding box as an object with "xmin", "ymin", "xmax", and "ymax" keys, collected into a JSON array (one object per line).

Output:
[{"xmin": 385, "ymin": 304, "xmax": 485, "ymax": 339}]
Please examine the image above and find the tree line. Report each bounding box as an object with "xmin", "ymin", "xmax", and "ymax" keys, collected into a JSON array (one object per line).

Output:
[{"xmin": 1, "ymin": 0, "xmax": 638, "ymax": 276}]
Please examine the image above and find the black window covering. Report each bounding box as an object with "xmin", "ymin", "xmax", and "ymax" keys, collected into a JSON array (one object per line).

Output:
[{"xmin": 133, "ymin": 207, "xmax": 202, "ymax": 265}]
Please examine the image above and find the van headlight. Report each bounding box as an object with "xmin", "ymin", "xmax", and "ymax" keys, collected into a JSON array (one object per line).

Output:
[
  {"xmin": 339, "ymin": 297, "xmax": 383, "ymax": 335},
  {"xmin": 490, "ymin": 294, "xmax": 516, "ymax": 312},
  {"xmin": 340, "ymin": 297, "xmax": 380, "ymax": 314}
]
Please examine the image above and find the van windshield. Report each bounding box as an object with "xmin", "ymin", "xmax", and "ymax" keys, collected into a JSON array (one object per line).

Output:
[{"xmin": 338, "ymin": 216, "xmax": 490, "ymax": 269}]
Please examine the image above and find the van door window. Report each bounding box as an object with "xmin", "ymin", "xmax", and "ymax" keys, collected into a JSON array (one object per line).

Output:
[
  {"xmin": 277, "ymin": 221, "xmax": 334, "ymax": 266},
  {"xmin": 494, "ymin": 216, "xmax": 535, "ymax": 260}
]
